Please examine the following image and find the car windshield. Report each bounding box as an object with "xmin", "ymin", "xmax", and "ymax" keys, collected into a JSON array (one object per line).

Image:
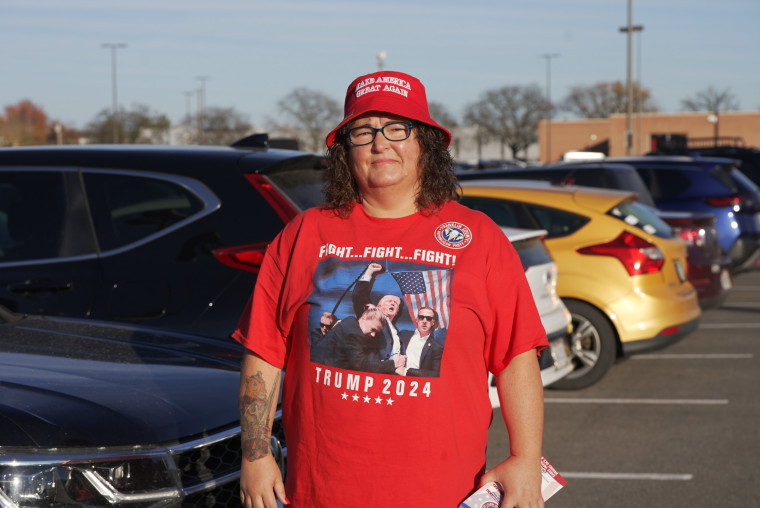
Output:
[{"xmin": 608, "ymin": 199, "xmax": 673, "ymax": 238}]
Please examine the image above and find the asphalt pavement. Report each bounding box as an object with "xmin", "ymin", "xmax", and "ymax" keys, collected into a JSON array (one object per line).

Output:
[{"xmin": 487, "ymin": 269, "xmax": 760, "ymax": 507}]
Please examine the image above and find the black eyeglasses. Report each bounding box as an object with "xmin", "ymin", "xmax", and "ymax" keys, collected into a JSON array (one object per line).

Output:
[
  {"xmin": 347, "ymin": 121, "xmax": 414, "ymax": 146},
  {"xmin": 320, "ymin": 322, "xmax": 333, "ymax": 329},
  {"xmin": 416, "ymin": 314, "xmax": 435, "ymax": 322}
]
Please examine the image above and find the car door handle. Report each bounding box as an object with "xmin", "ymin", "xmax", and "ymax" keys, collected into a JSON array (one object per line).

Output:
[{"xmin": 7, "ymin": 280, "xmax": 73, "ymax": 295}]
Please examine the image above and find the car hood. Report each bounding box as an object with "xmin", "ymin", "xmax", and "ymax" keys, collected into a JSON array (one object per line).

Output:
[{"xmin": 0, "ymin": 315, "xmax": 243, "ymax": 448}]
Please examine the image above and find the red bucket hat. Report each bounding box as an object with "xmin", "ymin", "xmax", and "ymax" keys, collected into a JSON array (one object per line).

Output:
[{"xmin": 325, "ymin": 71, "xmax": 451, "ymax": 148}]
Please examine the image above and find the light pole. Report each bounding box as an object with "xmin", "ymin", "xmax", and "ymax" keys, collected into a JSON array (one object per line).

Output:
[
  {"xmin": 619, "ymin": 0, "xmax": 642, "ymax": 155},
  {"xmin": 101, "ymin": 43, "xmax": 127, "ymax": 143},
  {"xmin": 540, "ymin": 53, "xmax": 559, "ymax": 162},
  {"xmin": 183, "ymin": 90, "xmax": 195, "ymax": 144},
  {"xmin": 196, "ymin": 76, "xmax": 210, "ymax": 144}
]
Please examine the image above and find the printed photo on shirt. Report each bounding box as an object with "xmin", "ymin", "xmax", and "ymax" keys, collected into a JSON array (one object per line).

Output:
[{"xmin": 308, "ymin": 258, "xmax": 451, "ymax": 377}]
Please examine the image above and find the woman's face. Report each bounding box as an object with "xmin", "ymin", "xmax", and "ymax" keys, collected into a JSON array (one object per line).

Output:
[{"xmin": 347, "ymin": 113, "xmax": 421, "ymax": 197}]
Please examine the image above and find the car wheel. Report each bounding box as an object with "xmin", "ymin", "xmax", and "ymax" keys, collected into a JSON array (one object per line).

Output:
[{"xmin": 550, "ymin": 300, "xmax": 616, "ymax": 390}]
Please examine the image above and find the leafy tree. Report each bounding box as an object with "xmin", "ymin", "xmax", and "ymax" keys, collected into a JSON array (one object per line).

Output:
[
  {"xmin": 681, "ymin": 86, "xmax": 739, "ymax": 113},
  {"xmin": 0, "ymin": 100, "xmax": 49, "ymax": 146},
  {"xmin": 464, "ymin": 85, "xmax": 549, "ymax": 160},
  {"xmin": 276, "ymin": 87, "xmax": 341, "ymax": 152},
  {"xmin": 84, "ymin": 104, "xmax": 170, "ymax": 144},
  {"xmin": 561, "ymin": 81, "xmax": 657, "ymax": 118}
]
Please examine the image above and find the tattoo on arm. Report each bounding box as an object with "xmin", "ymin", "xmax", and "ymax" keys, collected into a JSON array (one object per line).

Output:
[{"xmin": 239, "ymin": 370, "xmax": 278, "ymax": 462}]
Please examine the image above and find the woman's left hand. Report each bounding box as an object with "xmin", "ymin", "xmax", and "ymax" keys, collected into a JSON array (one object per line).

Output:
[{"xmin": 480, "ymin": 455, "xmax": 544, "ymax": 508}]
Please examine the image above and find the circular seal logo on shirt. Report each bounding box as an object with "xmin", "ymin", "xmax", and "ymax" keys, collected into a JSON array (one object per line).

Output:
[
  {"xmin": 483, "ymin": 503, "xmax": 498, "ymax": 508},
  {"xmin": 434, "ymin": 222, "xmax": 472, "ymax": 249}
]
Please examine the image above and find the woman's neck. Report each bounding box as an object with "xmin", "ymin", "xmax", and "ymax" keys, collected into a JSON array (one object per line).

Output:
[{"xmin": 360, "ymin": 188, "xmax": 418, "ymax": 218}]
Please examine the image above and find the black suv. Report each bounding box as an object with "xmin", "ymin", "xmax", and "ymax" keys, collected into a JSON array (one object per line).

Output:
[
  {"xmin": 0, "ymin": 138, "xmax": 325, "ymax": 338},
  {"xmin": 0, "ymin": 308, "xmax": 282, "ymax": 507}
]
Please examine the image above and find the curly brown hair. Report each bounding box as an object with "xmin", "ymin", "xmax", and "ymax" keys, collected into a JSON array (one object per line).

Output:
[{"xmin": 323, "ymin": 122, "xmax": 460, "ymax": 217}]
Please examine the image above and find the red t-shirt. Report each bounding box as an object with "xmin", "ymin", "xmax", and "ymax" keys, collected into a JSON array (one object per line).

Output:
[{"xmin": 233, "ymin": 201, "xmax": 547, "ymax": 507}]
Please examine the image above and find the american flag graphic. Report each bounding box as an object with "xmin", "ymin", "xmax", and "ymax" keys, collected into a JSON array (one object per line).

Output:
[{"xmin": 390, "ymin": 270, "xmax": 452, "ymax": 328}]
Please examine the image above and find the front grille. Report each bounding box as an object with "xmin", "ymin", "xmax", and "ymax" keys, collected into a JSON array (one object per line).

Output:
[{"xmin": 172, "ymin": 411, "xmax": 285, "ymax": 508}]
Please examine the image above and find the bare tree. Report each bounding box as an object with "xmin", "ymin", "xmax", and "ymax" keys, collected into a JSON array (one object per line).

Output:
[
  {"xmin": 464, "ymin": 85, "xmax": 549, "ymax": 160},
  {"xmin": 428, "ymin": 101, "xmax": 458, "ymax": 131},
  {"xmin": 681, "ymin": 86, "xmax": 739, "ymax": 113},
  {"xmin": 276, "ymin": 87, "xmax": 341, "ymax": 152},
  {"xmin": 84, "ymin": 103, "xmax": 170, "ymax": 144},
  {"xmin": 463, "ymin": 101, "xmax": 494, "ymax": 161},
  {"xmin": 193, "ymin": 106, "xmax": 252, "ymax": 146},
  {"xmin": 562, "ymin": 81, "xmax": 657, "ymax": 118}
]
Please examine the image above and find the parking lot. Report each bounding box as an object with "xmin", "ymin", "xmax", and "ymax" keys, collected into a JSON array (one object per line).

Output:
[{"xmin": 487, "ymin": 270, "xmax": 760, "ymax": 507}]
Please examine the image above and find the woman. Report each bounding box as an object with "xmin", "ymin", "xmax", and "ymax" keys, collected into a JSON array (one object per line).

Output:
[{"xmin": 235, "ymin": 70, "xmax": 547, "ymax": 508}]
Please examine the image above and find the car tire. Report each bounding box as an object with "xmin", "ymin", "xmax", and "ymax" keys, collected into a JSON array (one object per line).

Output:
[{"xmin": 550, "ymin": 300, "xmax": 617, "ymax": 390}]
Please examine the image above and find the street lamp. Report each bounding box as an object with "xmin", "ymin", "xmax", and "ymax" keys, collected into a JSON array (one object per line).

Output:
[
  {"xmin": 376, "ymin": 51, "xmax": 387, "ymax": 72},
  {"xmin": 540, "ymin": 53, "xmax": 559, "ymax": 162},
  {"xmin": 101, "ymin": 43, "xmax": 127, "ymax": 143}
]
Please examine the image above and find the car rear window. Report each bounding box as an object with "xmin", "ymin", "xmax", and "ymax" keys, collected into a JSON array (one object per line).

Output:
[
  {"xmin": 608, "ymin": 199, "xmax": 673, "ymax": 238},
  {"xmin": 512, "ymin": 236, "xmax": 553, "ymax": 270}
]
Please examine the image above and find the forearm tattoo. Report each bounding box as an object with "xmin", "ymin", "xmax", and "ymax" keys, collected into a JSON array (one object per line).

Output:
[{"xmin": 240, "ymin": 370, "xmax": 278, "ymax": 462}]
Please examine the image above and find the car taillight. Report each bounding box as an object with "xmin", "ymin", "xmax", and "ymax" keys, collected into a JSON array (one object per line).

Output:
[
  {"xmin": 213, "ymin": 242, "xmax": 269, "ymax": 273},
  {"xmin": 674, "ymin": 226, "xmax": 706, "ymax": 248},
  {"xmin": 704, "ymin": 196, "xmax": 740, "ymax": 208},
  {"xmin": 244, "ymin": 173, "xmax": 300, "ymax": 223},
  {"xmin": 577, "ymin": 231, "xmax": 664, "ymax": 276}
]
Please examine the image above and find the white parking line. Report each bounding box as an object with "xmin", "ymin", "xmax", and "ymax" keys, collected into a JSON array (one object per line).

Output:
[
  {"xmin": 631, "ymin": 353, "xmax": 753, "ymax": 359},
  {"xmin": 700, "ymin": 323, "xmax": 760, "ymax": 328},
  {"xmin": 544, "ymin": 398, "xmax": 728, "ymax": 405},
  {"xmin": 561, "ymin": 472, "xmax": 693, "ymax": 481}
]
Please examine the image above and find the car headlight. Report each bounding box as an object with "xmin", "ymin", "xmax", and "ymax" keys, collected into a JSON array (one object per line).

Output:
[{"xmin": 0, "ymin": 456, "xmax": 181, "ymax": 507}]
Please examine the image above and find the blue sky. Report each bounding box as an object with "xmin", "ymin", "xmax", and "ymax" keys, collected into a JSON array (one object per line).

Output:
[{"xmin": 2, "ymin": 0, "xmax": 759, "ymax": 131}]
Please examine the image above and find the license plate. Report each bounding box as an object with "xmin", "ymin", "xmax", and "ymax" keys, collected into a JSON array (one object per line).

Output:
[
  {"xmin": 674, "ymin": 259, "xmax": 687, "ymax": 283},
  {"xmin": 549, "ymin": 338, "xmax": 571, "ymax": 369}
]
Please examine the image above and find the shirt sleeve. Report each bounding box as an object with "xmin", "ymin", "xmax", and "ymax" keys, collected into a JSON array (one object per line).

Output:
[
  {"xmin": 481, "ymin": 221, "xmax": 549, "ymax": 376},
  {"xmin": 232, "ymin": 212, "xmax": 314, "ymax": 368}
]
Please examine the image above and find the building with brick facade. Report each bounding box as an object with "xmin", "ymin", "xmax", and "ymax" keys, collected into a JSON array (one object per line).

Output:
[{"xmin": 538, "ymin": 111, "xmax": 760, "ymax": 163}]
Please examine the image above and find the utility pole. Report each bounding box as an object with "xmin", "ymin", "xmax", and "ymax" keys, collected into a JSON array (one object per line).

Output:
[
  {"xmin": 540, "ymin": 53, "xmax": 559, "ymax": 162},
  {"xmin": 101, "ymin": 43, "xmax": 127, "ymax": 143}
]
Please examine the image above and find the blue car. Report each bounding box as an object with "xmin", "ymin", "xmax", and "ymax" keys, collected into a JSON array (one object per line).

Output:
[{"xmin": 607, "ymin": 155, "xmax": 760, "ymax": 273}]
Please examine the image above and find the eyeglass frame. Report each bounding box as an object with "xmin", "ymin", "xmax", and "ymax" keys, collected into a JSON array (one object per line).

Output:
[
  {"xmin": 346, "ymin": 121, "xmax": 414, "ymax": 146},
  {"xmin": 416, "ymin": 314, "xmax": 435, "ymax": 322}
]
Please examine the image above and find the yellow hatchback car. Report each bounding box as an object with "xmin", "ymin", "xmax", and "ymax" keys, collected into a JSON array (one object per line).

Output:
[{"xmin": 460, "ymin": 180, "xmax": 702, "ymax": 389}]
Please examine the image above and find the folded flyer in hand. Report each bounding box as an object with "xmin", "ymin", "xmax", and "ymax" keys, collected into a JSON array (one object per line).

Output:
[{"xmin": 459, "ymin": 455, "xmax": 566, "ymax": 507}]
